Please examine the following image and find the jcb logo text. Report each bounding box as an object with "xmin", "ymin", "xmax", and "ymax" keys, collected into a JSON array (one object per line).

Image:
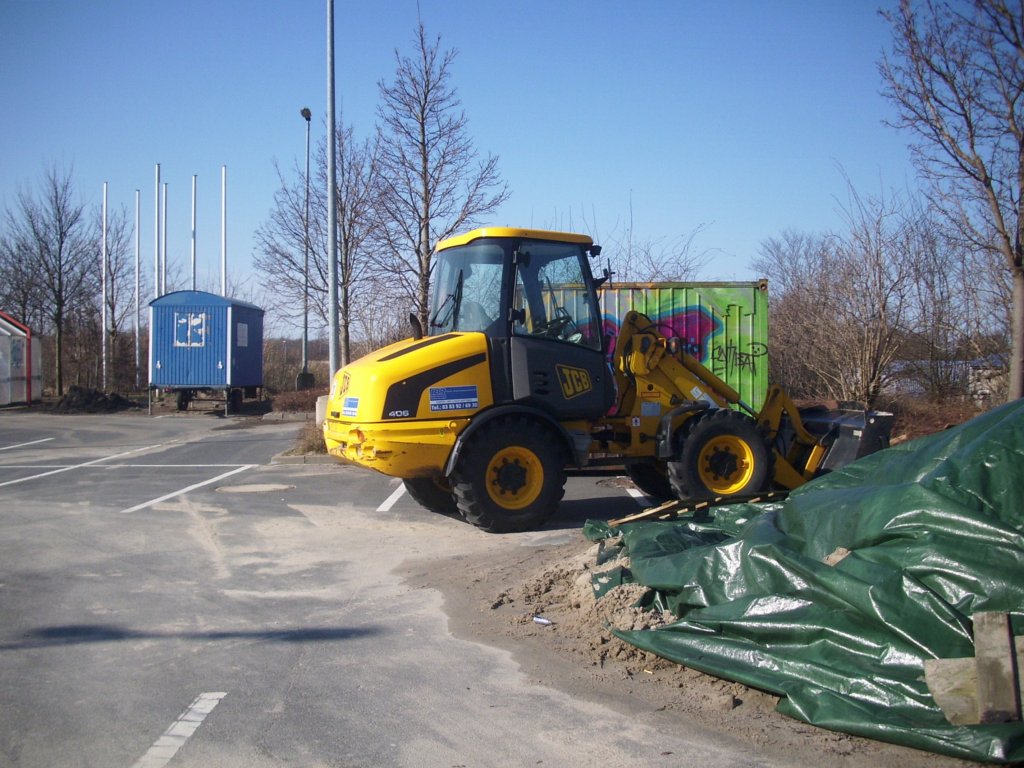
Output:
[{"xmin": 556, "ymin": 364, "xmax": 592, "ymax": 399}]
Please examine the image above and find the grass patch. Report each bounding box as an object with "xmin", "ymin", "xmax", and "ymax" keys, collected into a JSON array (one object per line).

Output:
[
  {"xmin": 270, "ymin": 387, "xmax": 328, "ymax": 413},
  {"xmin": 291, "ymin": 421, "xmax": 328, "ymax": 455}
]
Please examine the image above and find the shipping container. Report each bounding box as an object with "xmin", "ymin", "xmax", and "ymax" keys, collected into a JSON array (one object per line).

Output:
[
  {"xmin": 0, "ymin": 311, "xmax": 42, "ymax": 406},
  {"xmin": 598, "ymin": 281, "xmax": 769, "ymax": 411},
  {"xmin": 149, "ymin": 290, "xmax": 264, "ymax": 410}
]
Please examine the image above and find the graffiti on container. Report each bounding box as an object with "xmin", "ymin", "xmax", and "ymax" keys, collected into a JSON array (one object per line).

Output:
[
  {"xmin": 710, "ymin": 342, "xmax": 768, "ymax": 378},
  {"xmin": 604, "ymin": 305, "xmax": 768, "ymax": 376},
  {"xmin": 603, "ymin": 307, "xmax": 721, "ymax": 362}
]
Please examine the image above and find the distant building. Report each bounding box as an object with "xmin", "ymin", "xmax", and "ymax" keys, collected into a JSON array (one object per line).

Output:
[
  {"xmin": 883, "ymin": 356, "xmax": 1007, "ymax": 405},
  {"xmin": 0, "ymin": 311, "xmax": 42, "ymax": 405}
]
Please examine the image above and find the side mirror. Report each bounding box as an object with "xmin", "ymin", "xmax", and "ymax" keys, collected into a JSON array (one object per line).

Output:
[{"xmin": 409, "ymin": 312, "xmax": 423, "ymax": 340}]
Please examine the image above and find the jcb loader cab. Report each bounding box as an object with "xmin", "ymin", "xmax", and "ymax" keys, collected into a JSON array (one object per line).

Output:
[{"xmin": 324, "ymin": 227, "xmax": 891, "ymax": 532}]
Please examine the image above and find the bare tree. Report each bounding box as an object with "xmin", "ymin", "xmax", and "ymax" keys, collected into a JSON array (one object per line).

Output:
[
  {"xmin": 754, "ymin": 185, "xmax": 914, "ymax": 406},
  {"xmin": 253, "ymin": 161, "xmax": 308, "ymax": 326},
  {"xmin": 0, "ymin": 229, "xmax": 44, "ymax": 329},
  {"xmin": 555, "ymin": 199, "xmax": 711, "ymax": 283},
  {"xmin": 753, "ymin": 230, "xmax": 832, "ymax": 399},
  {"xmin": 97, "ymin": 203, "xmax": 139, "ymax": 390},
  {"xmin": 254, "ymin": 117, "xmax": 378, "ymax": 366},
  {"xmin": 3, "ymin": 167, "xmax": 96, "ymax": 395},
  {"xmin": 880, "ymin": 0, "xmax": 1024, "ymax": 400},
  {"xmin": 606, "ymin": 225, "xmax": 711, "ymax": 283},
  {"xmin": 331, "ymin": 126, "xmax": 379, "ymax": 364},
  {"xmin": 374, "ymin": 22, "xmax": 510, "ymax": 328},
  {"xmin": 834, "ymin": 185, "xmax": 914, "ymax": 404}
]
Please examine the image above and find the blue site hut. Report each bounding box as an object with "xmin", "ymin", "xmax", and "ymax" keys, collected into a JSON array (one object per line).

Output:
[{"xmin": 149, "ymin": 290, "xmax": 264, "ymax": 412}]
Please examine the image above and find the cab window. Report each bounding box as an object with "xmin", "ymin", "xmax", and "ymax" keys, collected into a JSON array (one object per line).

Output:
[{"xmin": 512, "ymin": 241, "xmax": 601, "ymax": 351}]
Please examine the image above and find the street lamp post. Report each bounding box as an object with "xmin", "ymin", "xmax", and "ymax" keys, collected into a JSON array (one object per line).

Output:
[{"xmin": 296, "ymin": 106, "xmax": 315, "ymax": 391}]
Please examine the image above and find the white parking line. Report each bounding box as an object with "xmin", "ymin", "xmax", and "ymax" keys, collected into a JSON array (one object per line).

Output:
[
  {"xmin": 0, "ymin": 437, "xmax": 54, "ymax": 451},
  {"xmin": 0, "ymin": 444, "xmax": 161, "ymax": 488},
  {"xmin": 130, "ymin": 691, "xmax": 226, "ymax": 768},
  {"xmin": 625, "ymin": 487, "xmax": 648, "ymax": 504},
  {"xmin": 0, "ymin": 464, "xmax": 246, "ymax": 470},
  {"xmin": 119, "ymin": 465, "xmax": 255, "ymax": 514},
  {"xmin": 377, "ymin": 482, "xmax": 407, "ymax": 512}
]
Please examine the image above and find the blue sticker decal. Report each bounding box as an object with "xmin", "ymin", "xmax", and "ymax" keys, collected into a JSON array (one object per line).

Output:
[
  {"xmin": 343, "ymin": 397, "xmax": 359, "ymax": 417},
  {"xmin": 429, "ymin": 385, "xmax": 479, "ymax": 412},
  {"xmin": 640, "ymin": 401, "xmax": 661, "ymax": 418}
]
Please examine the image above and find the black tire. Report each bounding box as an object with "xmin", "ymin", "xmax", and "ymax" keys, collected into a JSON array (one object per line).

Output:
[
  {"xmin": 668, "ymin": 409, "xmax": 771, "ymax": 501},
  {"xmin": 403, "ymin": 477, "xmax": 459, "ymax": 517},
  {"xmin": 624, "ymin": 460, "xmax": 674, "ymax": 501},
  {"xmin": 451, "ymin": 416, "xmax": 567, "ymax": 533}
]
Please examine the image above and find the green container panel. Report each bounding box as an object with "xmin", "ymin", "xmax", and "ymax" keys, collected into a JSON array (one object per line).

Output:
[{"xmin": 599, "ymin": 281, "xmax": 769, "ymax": 411}]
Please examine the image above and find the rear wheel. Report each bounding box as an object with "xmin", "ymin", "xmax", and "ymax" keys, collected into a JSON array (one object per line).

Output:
[
  {"xmin": 403, "ymin": 477, "xmax": 459, "ymax": 517},
  {"xmin": 452, "ymin": 416, "xmax": 566, "ymax": 533},
  {"xmin": 624, "ymin": 460, "xmax": 674, "ymax": 501},
  {"xmin": 668, "ymin": 409, "xmax": 771, "ymax": 501}
]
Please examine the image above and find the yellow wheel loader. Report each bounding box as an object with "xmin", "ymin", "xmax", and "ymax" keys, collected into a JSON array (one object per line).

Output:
[{"xmin": 324, "ymin": 228, "xmax": 891, "ymax": 532}]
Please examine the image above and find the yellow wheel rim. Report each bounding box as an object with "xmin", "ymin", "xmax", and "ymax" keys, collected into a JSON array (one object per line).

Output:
[
  {"xmin": 486, "ymin": 445, "xmax": 543, "ymax": 510},
  {"xmin": 697, "ymin": 435, "xmax": 755, "ymax": 495}
]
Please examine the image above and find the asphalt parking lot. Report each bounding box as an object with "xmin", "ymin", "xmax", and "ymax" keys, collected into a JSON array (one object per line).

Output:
[{"xmin": 0, "ymin": 410, "xmax": 785, "ymax": 768}]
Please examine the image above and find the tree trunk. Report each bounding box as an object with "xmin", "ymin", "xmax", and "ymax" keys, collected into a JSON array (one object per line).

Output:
[
  {"xmin": 341, "ymin": 278, "xmax": 350, "ymax": 367},
  {"xmin": 54, "ymin": 319, "xmax": 64, "ymax": 397},
  {"xmin": 1011, "ymin": 265, "xmax": 1024, "ymax": 400},
  {"xmin": 418, "ymin": 215, "xmax": 430, "ymax": 331}
]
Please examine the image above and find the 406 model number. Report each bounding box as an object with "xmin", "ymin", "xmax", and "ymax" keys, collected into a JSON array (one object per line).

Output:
[{"xmin": 387, "ymin": 409, "xmax": 411, "ymax": 418}]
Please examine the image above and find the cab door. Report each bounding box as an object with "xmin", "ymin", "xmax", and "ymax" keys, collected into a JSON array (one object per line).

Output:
[{"xmin": 508, "ymin": 240, "xmax": 612, "ymax": 419}]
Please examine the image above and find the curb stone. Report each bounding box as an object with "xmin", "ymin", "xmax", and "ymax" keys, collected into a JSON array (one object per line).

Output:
[
  {"xmin": 270, "ymin": 452, "xmax": 337, "ymax": 465},
  {"xmin": 262, "ymin": 411, "xmax": 315, "ymax": 422}
]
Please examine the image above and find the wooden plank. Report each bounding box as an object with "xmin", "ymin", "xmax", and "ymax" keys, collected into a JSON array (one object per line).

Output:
[
  {"xmin": 608, "ymin": 491, "xmax": 790, "ymax": 528},
  {"xmin": 924, "ymin": 628, "xmax": 1024, "ymax": 725},
  {"xmin": 974, "ymin": 612, "xmax": 1021, "ymax": 724},
  {"xmin": 924, "ymin": 657, "xmax": 979, "ymax": 726},
  {"xmin": 608, "ymin": 499, "xmax": 684, "ymax": 527}
]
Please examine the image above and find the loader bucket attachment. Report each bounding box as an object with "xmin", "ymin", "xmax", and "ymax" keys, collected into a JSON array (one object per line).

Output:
[
  {"xmin": 795, "ymin": 405, "xmax": 894, "ymax": 473},
  {"xmin": 757, "ymin": 386, "xmax": 894, "ymax": 488}
]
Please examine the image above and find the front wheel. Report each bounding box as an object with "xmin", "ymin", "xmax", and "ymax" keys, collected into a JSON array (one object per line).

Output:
[
  {"xmin": 624, "ymin": 460, "xmax": 674, "ymax": 501},
  {"xmin": 403, "ymin": 477, "xmax": 459, "ymax": 517},
  {"xmin": 668, "ymin": 409, "xmax": 771, "ymax": 501},
  {"xmin": 451, "ymin": 416, "xmax": 567, "ymax": 533}
]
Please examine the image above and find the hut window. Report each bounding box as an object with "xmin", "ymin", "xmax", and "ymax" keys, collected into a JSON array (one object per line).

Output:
[{"xmin": 174, "ymin": 312, "xmax": 208, "ymax": 347}]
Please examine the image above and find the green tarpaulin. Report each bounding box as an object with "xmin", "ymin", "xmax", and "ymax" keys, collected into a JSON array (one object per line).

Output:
[{"xmin": 586, "ymin": 399, "xmax": 1024, "ymax": 762}]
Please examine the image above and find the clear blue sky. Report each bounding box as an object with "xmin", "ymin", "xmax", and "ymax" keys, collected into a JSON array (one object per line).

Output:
[{"xmin": 1, "ymin": 0, "xmax": 914, "ymax": 299}]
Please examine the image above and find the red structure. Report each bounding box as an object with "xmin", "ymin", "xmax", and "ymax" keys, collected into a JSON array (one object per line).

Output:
[{"xmin": 0, "ymin": 311, "xmax": 42, "ymax": 405}]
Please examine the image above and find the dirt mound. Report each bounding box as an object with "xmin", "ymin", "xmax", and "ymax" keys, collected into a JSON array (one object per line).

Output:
[
  {"xmin": 427, "ymin": 537, "xmax": 971, "ymax": 767},
  {"xmin": 53, "ymin": 385, "xmax": 138, "ymax": 413},
  {"xmin": 490, "ymin": 541, "xmax": 674, "ymax": 668}
]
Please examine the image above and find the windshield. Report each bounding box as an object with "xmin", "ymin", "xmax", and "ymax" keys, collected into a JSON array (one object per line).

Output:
[{"xmin": 428, "ymin": 242, "xmax": 504, "ymax": 336}]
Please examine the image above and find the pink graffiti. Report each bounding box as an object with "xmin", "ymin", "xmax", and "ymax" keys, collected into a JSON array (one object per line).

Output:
[{"xmin": 603, "ymin": 307, "xmax": 721, "ymax": 363}]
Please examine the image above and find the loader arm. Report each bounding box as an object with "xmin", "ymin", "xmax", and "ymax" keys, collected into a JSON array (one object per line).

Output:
[
  {"xmin": 611, "ymin": 311, "xmax": 889, "ymax": 494},
  {"xmin": 756, "ymin": 385, "xmax": 829, "ymax": 489}
]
